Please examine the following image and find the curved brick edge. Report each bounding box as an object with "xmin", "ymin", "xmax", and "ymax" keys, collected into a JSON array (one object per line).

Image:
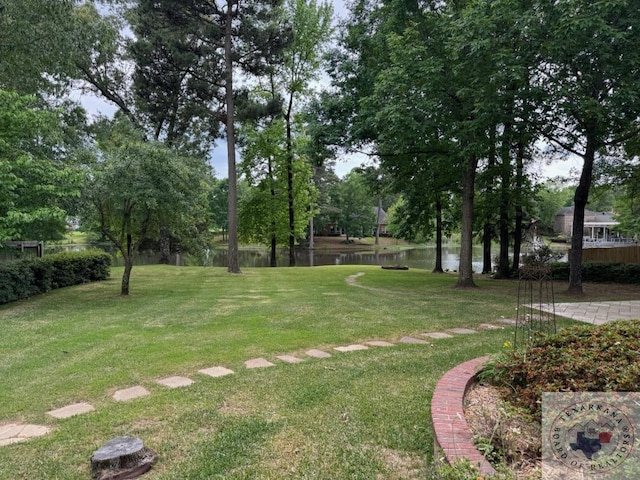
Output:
[{"xmin": 431, "ymin": 355, "xmax": 495, "ymax": 476}]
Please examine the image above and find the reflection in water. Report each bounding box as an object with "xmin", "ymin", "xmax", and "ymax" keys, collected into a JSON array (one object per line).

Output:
[{"xmin": 46, "ymin": 243, "xmax": 486, "ymax": 271}]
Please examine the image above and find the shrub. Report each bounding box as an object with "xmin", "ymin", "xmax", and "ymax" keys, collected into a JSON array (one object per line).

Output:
[
  {"xmin": 488, "ymin": 320, "xmax": 640, "ymax": 417},
  {"xmin": 550, "ymin": 261, "xmax": 640, "ymax": 283},
  {"xmin": 0, "ymin": 250, "xmax": 110, "ymax": 304}
]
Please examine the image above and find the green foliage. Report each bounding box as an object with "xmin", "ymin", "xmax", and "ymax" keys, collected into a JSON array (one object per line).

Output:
[
  {"xmin": 551, "ymin": 262, "xmax": 640, "ymax": 284},
  {"xmin": 82, "ymin": 117, "xmax": 213, "ymax": 293},
  {"xmin": 239, "ymin": 118, "xmax": 318, "ymax": 248},
  {"xmin": 0, "ymin": 250, "xmax": 110, "ymax": 304},
  {"xmin": 334, "ymin": 171, "xmax": 375, "ymax": 240},
  {"xmin": 613, "ymin": 161, "xmax": 640, "ymax": 236},
  {"xmin": 427, "ymin": 458, "xmax": 515, "ymax": 479},
  {"xmin": 489, "ymin": 320, "xmax": 640, "ymax": 417},
  {"xmin": 533, "ymin": 181, "xmax": 574, "ymax": 232},
  {"xmin": 0, "ymin": 90, "xmax": 83, "ymax": 242},
  {"xmin": 209, "ymin": 178, "xmax": 230, "ymax": 232},
  {"xmin": 0, "ymin": 0, "xmax": 79, "ymax": 93}
]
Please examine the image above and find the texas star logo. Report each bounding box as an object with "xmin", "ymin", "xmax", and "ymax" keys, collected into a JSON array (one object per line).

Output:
[{"xmin": 549, "ymin": 401, "xmax": 634, "ymax": 474}]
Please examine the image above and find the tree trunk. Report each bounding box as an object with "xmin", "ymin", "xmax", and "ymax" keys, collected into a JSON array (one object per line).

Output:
[
  {"xmin": 270, "ymin": 234, "xmax": 277, "ymax": 267},
  {"xmin": 433, "ymin": 197, "xmax": 444, "ymax": 273},
  {"xmin": 482, "ymin": 126, "xmax": 496, "ymax": 275},
  {"xmin": 375, "ymin": 195, "xmax": 382, "ymax": 246},
  {"xmin": 512, "ymin": 140, "xmax": 525, "ymax": 274},
  {"xmin": 225, "ymin": 0, "xmax": 240, "ymax": 274},
  {"xmin": 456, "ymin": 155, "xmax": 478, "ymax": 288},
  {"xmin": 285, "ymin": 93, "xmax": 296, "ymax": 267},
  {"xmin": 568, "ymin": 134, "xmax": 596, "ymax": 294},
  {"xmin": 308, "ymin": 166, "xmax": 316, "ymax": 252},
  {"xmin": 91, "ymin": 436, "xmax": 156, "ymax": 480},
  {"xmin": 121, "ymin": 234, "xmax": 134, "ymax": 296},
  {"xmin": 497, "ymin": 122, "xmax": 512, "ymax": 279},
  {"xmin": 158, "ymin": 225, "xmax": 171, "ymax": 264},
  {"xmin": 269, "ymin": 156, "xmax": 277, "ymax": 267},
  {"xmin": 482, "ymin": 223, "xmax": 492, "ymax": 274}
]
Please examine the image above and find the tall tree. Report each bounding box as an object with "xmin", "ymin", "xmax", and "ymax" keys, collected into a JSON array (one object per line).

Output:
[
  {"xmin": 537, "ymin": 0, "xmax": 640, "ymax": 294},
  {"xmin": 239, "ymin": 118, "xmax": 317, "ymax": 264},
  {"xmin": 78, "ymin": 0, "xmax": 288, "ymax": 273},
  {"xmin": 278, "ymin": 0, "xmax": 332, "ymax": 265}
]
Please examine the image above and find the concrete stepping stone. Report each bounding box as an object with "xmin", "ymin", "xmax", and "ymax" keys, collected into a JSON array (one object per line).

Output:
[
  {"xmin": 0, "ymin": 424, "xmax": 26, "ymax": 441},
  {"xmin": 366, "ymin": 340, "xmax": 395, "ymax": 347},
  {"xmin": 199, "ymin": 366, "xmax": 235, "ymax": 378},
  {"xmin": 113, "ymin": 386, "xmax": 150, "ymax": 402},
  {"xmin": 47, "ymin": 402, "xmax": 95, "ymax": 419},
  {"xmin": 0, "ymin": 424, "xmax": 51, "ymax": 447},
  {"xmin": 245, "ymin": 358, "xmax": 275, "ymax": 368},
  {"xmin": 305, "ymin": 349, "xmax": 332, "ymax": 358},
  {"xmin": 496, "ymin": 318, "xmax": 517, "ymax": 325},
  {"xmin": 334, "ymin": 344, "xmax": 369, "ymax": 352},
  {"xmin": 156, "ymin": 376, "xmax": 194, "ymax": 388},
  {"xmin": 276, "ymin": 355, "xmax": 304, "ymax": 364},
  {"xmin": 447, "ymin": 328, "xmax": 477, "ymax": 334},
  {"xmin": 421, "ymin": 332, "xmax": 453, "ymax": 339},
  {"xmin": 400, "ymin": 336, "xmax": 429, "ymax": 344},
  {"xmin": 478, "ymin": 323, "xmax": 502, "ymax": 330}
]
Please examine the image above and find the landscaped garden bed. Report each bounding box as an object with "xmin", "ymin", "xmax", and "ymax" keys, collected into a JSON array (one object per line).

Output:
[{"xmin": 466, "ymin": 319, "xmax": 640, "ymax": 478}]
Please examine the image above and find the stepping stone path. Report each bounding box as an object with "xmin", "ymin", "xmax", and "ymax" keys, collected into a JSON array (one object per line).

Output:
[
  {"xmin": 113, "ymin": 386, "xmax": 150, "ymax": 402},
  {"xmin": 0, "ymin": 424, "xmax": 50, "ymax": 446},
  {"xmin": 478, "ymin": 323, "xmax": 503, "ymax": 330},
  {"xmin": 334, "ymin": 344, "xmax": 369, "ymax": 352},
  {"xmin": 245, "ymin": 358, "xmax": 275, "ymax": 369},
  {"xmin": 276, "ymin": 355, "xmax": 304, "ymax": 364},
  {"xmin": 1, "ymin": 313, "xmax": 508, "ymax": 448},
  {"xmin": 157, "ymin": 376, "xmax": 194, "ymax": 388},
  {"xmin": 400, "ymin": 336, "xmax": 429, "ymax": 344},
  {"xmin": 422, "ymin": 332, "xmax": 453, "ymax": 339},
  {"xmin": 365, "ymin": 340, "xmax": 394, "ymax": 347},
  {"xmin": 47, "ymin": 402, "xmax": 95, "ymax": 419},
  {"xmin": 446, "ymin": 328, "xmax": 477, "ymax": 335},
  {"xmin": 305, "ymin": 349, "xmax": 332, "ymax": 358},
  {"xmin": 199, "ymin": 366, "xmax": 234, "ymax": 378}
]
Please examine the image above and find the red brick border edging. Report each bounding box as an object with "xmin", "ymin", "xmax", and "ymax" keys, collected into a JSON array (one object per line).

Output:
[{"xmin": 431, "ymin": 356, "xmax": 495, "ymax": 476}]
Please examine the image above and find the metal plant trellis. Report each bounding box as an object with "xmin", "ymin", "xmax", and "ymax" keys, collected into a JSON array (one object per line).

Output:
[{"xmin": 515, "ymin": 228, "xmax": 556, "ymax": 348}]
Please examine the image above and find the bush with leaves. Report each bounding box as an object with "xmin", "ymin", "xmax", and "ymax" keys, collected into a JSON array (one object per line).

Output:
[
  {"xmin": 551, "ymin": 262, "xmax": 640, "ymax": 283},
  {"xmin": 0, "ymin": 250, "xmax": 110, "ymax": 304},
  {"xmin": 484, "ymin": 320, "xmax": 640, "ymax": 418}
]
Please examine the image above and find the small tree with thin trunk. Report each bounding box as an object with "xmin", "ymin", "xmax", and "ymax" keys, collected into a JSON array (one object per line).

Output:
[{"xmin": 83, "ymin": 119, "xmax": 212, "ymax": 295}]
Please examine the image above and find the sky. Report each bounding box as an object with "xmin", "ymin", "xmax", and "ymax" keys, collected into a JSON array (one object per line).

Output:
[{"xmin": 75, "ymin": 0, "xmax": 579, "ymax": 182}]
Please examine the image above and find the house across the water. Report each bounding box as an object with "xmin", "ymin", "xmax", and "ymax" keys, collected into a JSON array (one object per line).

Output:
[{"xmin": 554, "ymin": 207, "xmax": 636, "ymax": 246}]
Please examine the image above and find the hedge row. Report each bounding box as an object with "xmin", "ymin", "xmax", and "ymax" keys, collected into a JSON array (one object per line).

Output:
[
  {"xmin": 0, "ymin": 250, "xmax": 111, "ymax": 305},
  {"xmin": 551, "ymin": 261, "xmax": 640, "ymax": 284}
]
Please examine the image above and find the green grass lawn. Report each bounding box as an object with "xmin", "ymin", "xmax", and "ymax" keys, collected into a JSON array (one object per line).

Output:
[{"xmin": 0, "ymin": 265, "xmax": 597, "ymax": 479}]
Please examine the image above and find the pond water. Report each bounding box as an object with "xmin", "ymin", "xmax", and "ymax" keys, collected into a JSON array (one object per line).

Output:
[
  {"xmin": 202, "ymin": 245, "xmax": 486, "ymax": 271},
  {"xmin": 48, "ymin": 243, "xmax": 486, "ymax": 271}
]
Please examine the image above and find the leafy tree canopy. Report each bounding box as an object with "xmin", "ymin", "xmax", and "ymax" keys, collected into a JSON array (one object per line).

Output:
[
  {"xmin": 0, "ymin": 91, "xmax": 83, "ymax": 242},
  {"xmin": 82, "ymin": 117, "xmax": 213, "ymax": 294}
]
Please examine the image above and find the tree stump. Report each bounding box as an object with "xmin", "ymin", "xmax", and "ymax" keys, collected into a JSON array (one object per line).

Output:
[{"xmin": 91, "ymin": 437, "xmax": 157, "ymax": 480}]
